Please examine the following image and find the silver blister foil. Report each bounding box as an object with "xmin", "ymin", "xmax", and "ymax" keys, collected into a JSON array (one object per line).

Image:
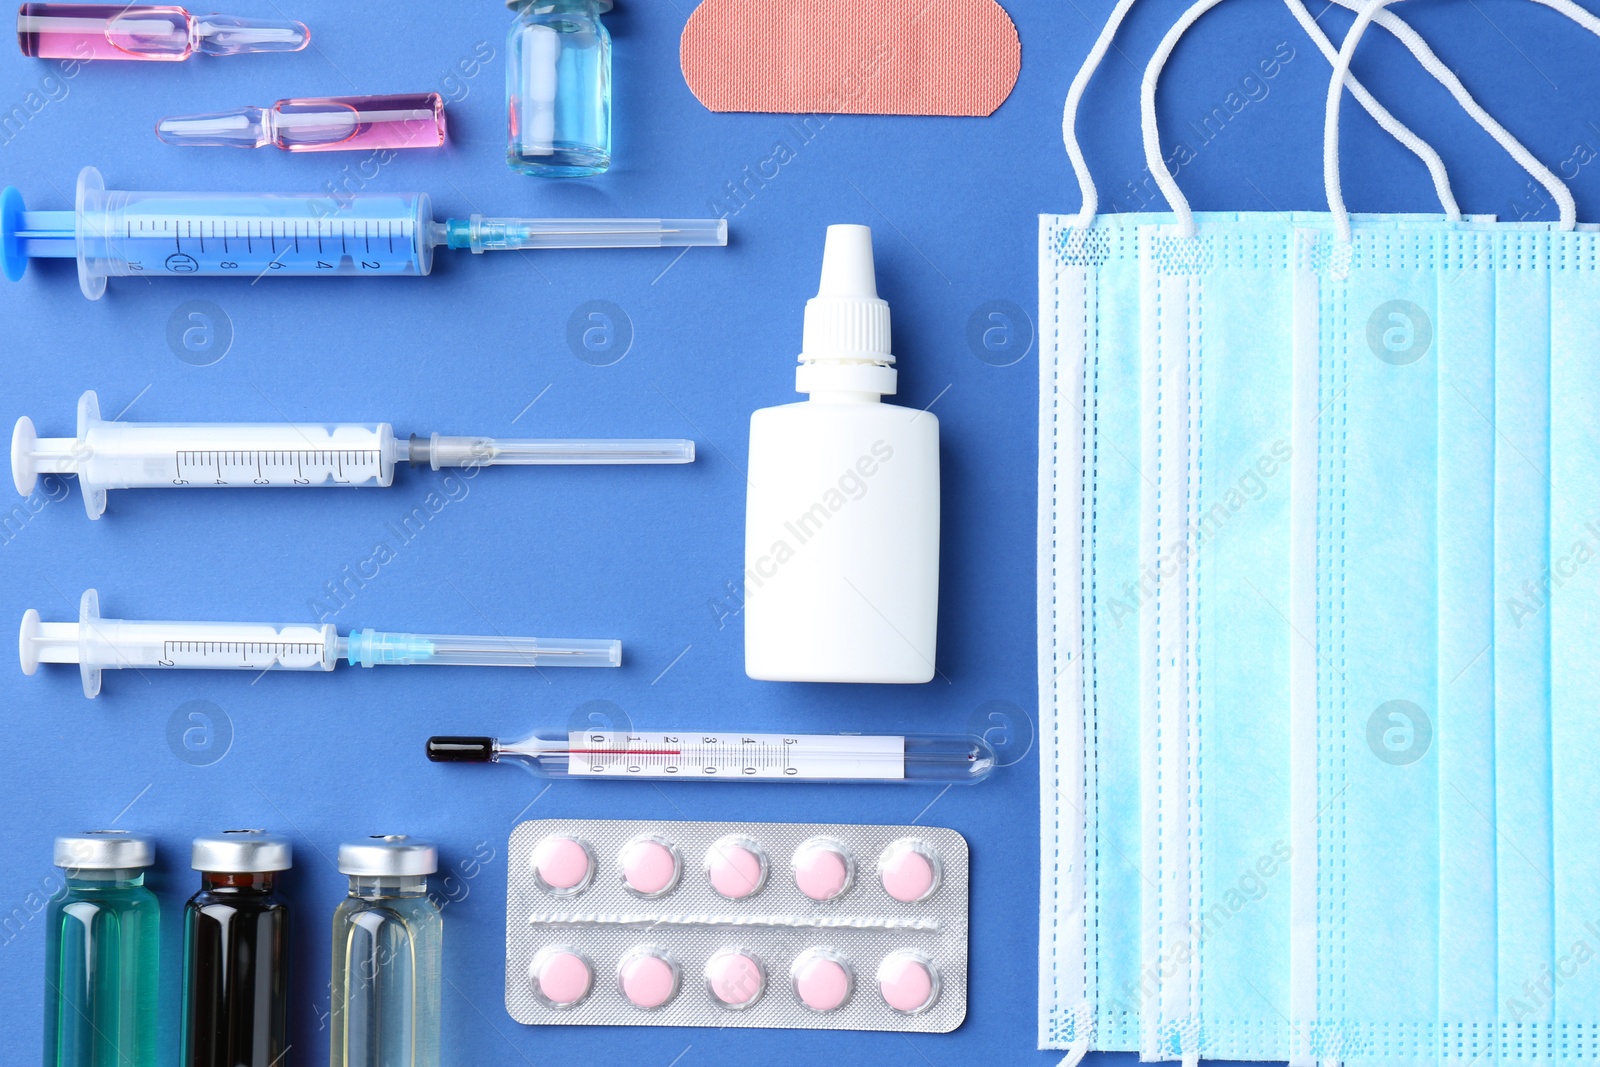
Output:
[{"xmin": 506, "ymin": 819, "xmax": 969, "ymax": 1032}]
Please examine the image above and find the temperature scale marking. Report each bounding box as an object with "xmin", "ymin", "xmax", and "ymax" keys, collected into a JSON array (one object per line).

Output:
[{"xmin": 567, "ymin": 731, "xmax": 904, "ymax": 780}]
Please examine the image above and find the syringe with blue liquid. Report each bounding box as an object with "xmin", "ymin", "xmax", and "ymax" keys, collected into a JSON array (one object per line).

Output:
[{"xmin": 1, "ymin": 167, "xmax": 728, "ymax": 299}]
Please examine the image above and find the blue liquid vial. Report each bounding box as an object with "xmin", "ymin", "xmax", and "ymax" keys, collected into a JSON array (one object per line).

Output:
[
  {"xmin": 330, "ymin": 837, "xmax": 443, "ymax": 1067},
  {"xmin": 506, "ymin": 0, "xmax": 613, "ymax": 176},
  {"xmin": 43, "ymin": 832, "xmax": 160, "ymax": 1067}
]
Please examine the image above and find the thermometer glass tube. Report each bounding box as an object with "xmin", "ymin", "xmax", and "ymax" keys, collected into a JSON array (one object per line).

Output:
[
  {"xmin": 427, "ymin": 729, "xmax": 995, "ymax": 785},
  {"xmin": 13, "ymin": 391, "xmax": 694, "ymax": 519},
  {"xmin": 1, "ymin": 167, "xmax": 726, "ymax": 299}
]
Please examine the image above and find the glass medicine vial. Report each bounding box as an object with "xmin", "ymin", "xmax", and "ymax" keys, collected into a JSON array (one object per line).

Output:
[
  {"xmin": 506, "ymin": 0, "xmax": 613, "ymax": 176},
  {"xmin": 330, "ymin": 836, "xmax": 444, "ymax": 1067},
  {"xmin": 42, "ymin": 831, "xmax": 159, "ymax": 1067},
  {"xmin": 181, "ymin": 830, "xmax": 292, "ymax": 1067}
]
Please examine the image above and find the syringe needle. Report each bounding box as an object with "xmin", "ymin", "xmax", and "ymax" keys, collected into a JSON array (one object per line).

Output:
[
  {"xmin": 343, "ymin": 631, "xmax": 622, "ymax": 669},
  {"xmin": 438, "ymin": 216, "xmax": 728, "ymax": 253},
  {"xmin": 407, "ymin": 435, "xmax": 695, "ymax": 469}
]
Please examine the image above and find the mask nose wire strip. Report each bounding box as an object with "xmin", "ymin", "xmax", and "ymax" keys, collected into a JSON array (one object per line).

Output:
[
  {"xmin": 1066, "ymin": 0, "xmax": 1458, "ymax": 232},
  {"xmin": 1323, "ymin": 0, "xmax": 1577, "ymax": 244}
]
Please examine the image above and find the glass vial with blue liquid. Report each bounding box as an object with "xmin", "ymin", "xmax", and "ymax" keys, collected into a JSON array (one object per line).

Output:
[
  {"xmin": 43, "ymin": 831, "xmax": 159, "ymax": 1067},
  {"xmin": 506, "ymin": 0, "xmax": 612, "ymax": 175},
  {"xmin": 330, "ymin": 836, "xmax": 443, "ymax": 1067},
  {"xmin": 181, "ymin": 831, "xmax": 292, "ymax": 1067}
]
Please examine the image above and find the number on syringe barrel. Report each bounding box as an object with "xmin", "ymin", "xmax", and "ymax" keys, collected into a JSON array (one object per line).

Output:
[
  {"xmin": 170, "ymin": 448, "xmax": 385, "ymax": 488},
  {"xmin": 103, "ymin": 203, "xmax": 427, "ymax": 278}
]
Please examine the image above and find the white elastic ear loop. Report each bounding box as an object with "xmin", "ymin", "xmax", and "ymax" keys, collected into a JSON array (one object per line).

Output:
[
  {"xmin": 1283, "ymin": 0, "xmax": 1461, "ymax": 221},
  {"xmin": 1069, "ymin": 0, "xmax": 1454, "ymax": 232},
  {"xmin": 1324, "ymin": 0, "xmax": 1575, "ymax": 236},
  {"xmin": 1063, "ymin": 0, "xmax": 1139, "ymax": 228},
  {"xmin": 1141, "ymin": 0, "xmax": 1461, "ymax": 238},
  {"xmin": 1532, "ymin": 0, "xmax": 1600, "ymax": 36},
  {"xmin": 1325, "ymin": 1, "xmax": 1396, "ymax": 244},
  {"xmin": 1139, "ymin": 0, "xmax": 1230, "ymax": 237}
]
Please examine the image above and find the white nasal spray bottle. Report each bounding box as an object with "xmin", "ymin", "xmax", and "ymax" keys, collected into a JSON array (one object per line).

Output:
[{"xmin": 744, "ymin": 224, "xmax": 940, "ymax": 683}]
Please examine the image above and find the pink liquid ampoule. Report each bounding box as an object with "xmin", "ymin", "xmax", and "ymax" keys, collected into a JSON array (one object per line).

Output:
[
  {"xmin": 17, "ymin": 3, "xmax": 308, "ymax": 61},
  {"xmin": 157, "ymin": 94, "xmax": 447, "ymax": 152}
]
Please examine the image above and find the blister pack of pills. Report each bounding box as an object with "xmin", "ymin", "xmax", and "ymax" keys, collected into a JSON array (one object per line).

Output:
[{"xmin": 506, "ymin": 819, "xmax": 969, "ymax": 1032}]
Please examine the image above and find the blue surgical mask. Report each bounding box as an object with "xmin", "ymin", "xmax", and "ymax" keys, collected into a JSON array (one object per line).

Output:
[
  {"xmin": 1038, "ymin": 212, "xmax": 1152, "ymax": 1056},
  {"xmin": 1040, "ymin": 0, "xmax": 1600, "ymax": 1063},
  {"xmin": 1137, "ymin": 211, "xmax": 1303, "ymax": 1064}
]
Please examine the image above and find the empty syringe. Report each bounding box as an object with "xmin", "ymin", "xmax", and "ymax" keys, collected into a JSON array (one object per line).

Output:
[
  {"xmin": 13, "ymin": 391, "xmax": 694, "ymax": 518},
  {"xmin": 22, "ymin": 590, "xmax": 621, "ymax": 698}
]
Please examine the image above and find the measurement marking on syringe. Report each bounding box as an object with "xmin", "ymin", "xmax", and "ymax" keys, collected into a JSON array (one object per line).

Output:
[
  {"xmin": 171, "ymin": 449, "xmax": 384, "ymax": 485},
  {"xmin": 159, "ymin": 640, "xmax": 323, "ymax": 665}
]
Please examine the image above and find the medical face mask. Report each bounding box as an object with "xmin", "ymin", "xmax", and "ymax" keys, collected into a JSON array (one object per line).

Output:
[
  {"xmin": 1041, "ymin": 0, "xmax": 1470, "ymax": 1059},
  {"xmin": 1038, "ymin": 209, "xmax": 1149, "ymax": 1055},
  {"xmin": 1039, "ymin": 0, "xmax": 1600, "ymax": 1063}
]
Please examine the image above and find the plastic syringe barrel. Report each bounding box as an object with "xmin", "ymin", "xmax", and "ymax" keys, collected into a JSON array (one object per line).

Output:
[
  {"xmin": 7, "ymin": 167, "xmax": 437, "ymax": 299},
  {"xmin": 11, "ymin": 391, "xmax": 400, "ymax": 519}
]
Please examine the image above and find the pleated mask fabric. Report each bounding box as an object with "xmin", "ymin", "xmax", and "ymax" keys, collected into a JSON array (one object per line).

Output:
[{"xmin": 1039, "ymin": 0, "xmax": 1600, "ymax": 1063}]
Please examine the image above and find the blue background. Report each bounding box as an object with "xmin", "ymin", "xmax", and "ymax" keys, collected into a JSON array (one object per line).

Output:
[{"xmin": 3, "ymin": 1, "xmax": 1599, "ymax": 1064}]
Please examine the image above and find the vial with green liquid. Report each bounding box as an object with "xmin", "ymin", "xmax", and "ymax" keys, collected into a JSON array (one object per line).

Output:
[{"xmin": 42, "ymin": 831, "xmax": 160, "ymax": 1067}]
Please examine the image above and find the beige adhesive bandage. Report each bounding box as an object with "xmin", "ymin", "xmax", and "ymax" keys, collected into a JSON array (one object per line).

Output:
[{"xmin": 680, "ymin": 0, "xmax": 1021, "ymax": 117}]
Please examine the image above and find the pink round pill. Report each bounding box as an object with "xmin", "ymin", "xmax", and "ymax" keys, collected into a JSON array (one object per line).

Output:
[
  {"xmin": 877, "ymin": 951, "xmax": 938, "ymax": 1013},
  {"xmin": 530, "ymin": 835, "xmax": 593, "ymax": 894},
  {"xmin": 531, "ymin": 948, "xmax": 593, "ymax": 1007},
  {"xmin": 792, "ymin": 838, "xmax": 853, "ymax": 901},
  {"xmin": 618, "ymin": 948, "xmax": 679, "ymax": 1010},
  {"xmin": 619, "ymin": 836, "xmax": 681, "ymax": 897},
  {"xmin": 705, "ymin": 836, "xmax": 767, "ymax": 900},
  {"xmin": 792, "ymin": 949, "xmax": 853, "ymax": 1013},
  {"xmin": 879, "ymin": 839, "xmax": 941, "ymax": 903},
  {"xmin": 706, "ymin": 948, "xmax": 765, "ymax": 1008}
]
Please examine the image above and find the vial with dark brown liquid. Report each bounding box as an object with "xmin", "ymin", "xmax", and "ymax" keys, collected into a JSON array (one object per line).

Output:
[{"xmin": 181, "ymin": 830, "xmax": 292, "ymax": 1067}]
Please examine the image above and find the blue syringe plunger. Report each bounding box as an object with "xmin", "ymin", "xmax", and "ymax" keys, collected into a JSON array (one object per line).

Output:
[{"xmin": 0, "ymin": 186, "xmax": 75, "ymax": 281}]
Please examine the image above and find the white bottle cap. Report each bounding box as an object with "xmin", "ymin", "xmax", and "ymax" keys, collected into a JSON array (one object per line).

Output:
[{"xmin": 797, "ymin": 225, "xmax": 898, "ymax": 396}]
